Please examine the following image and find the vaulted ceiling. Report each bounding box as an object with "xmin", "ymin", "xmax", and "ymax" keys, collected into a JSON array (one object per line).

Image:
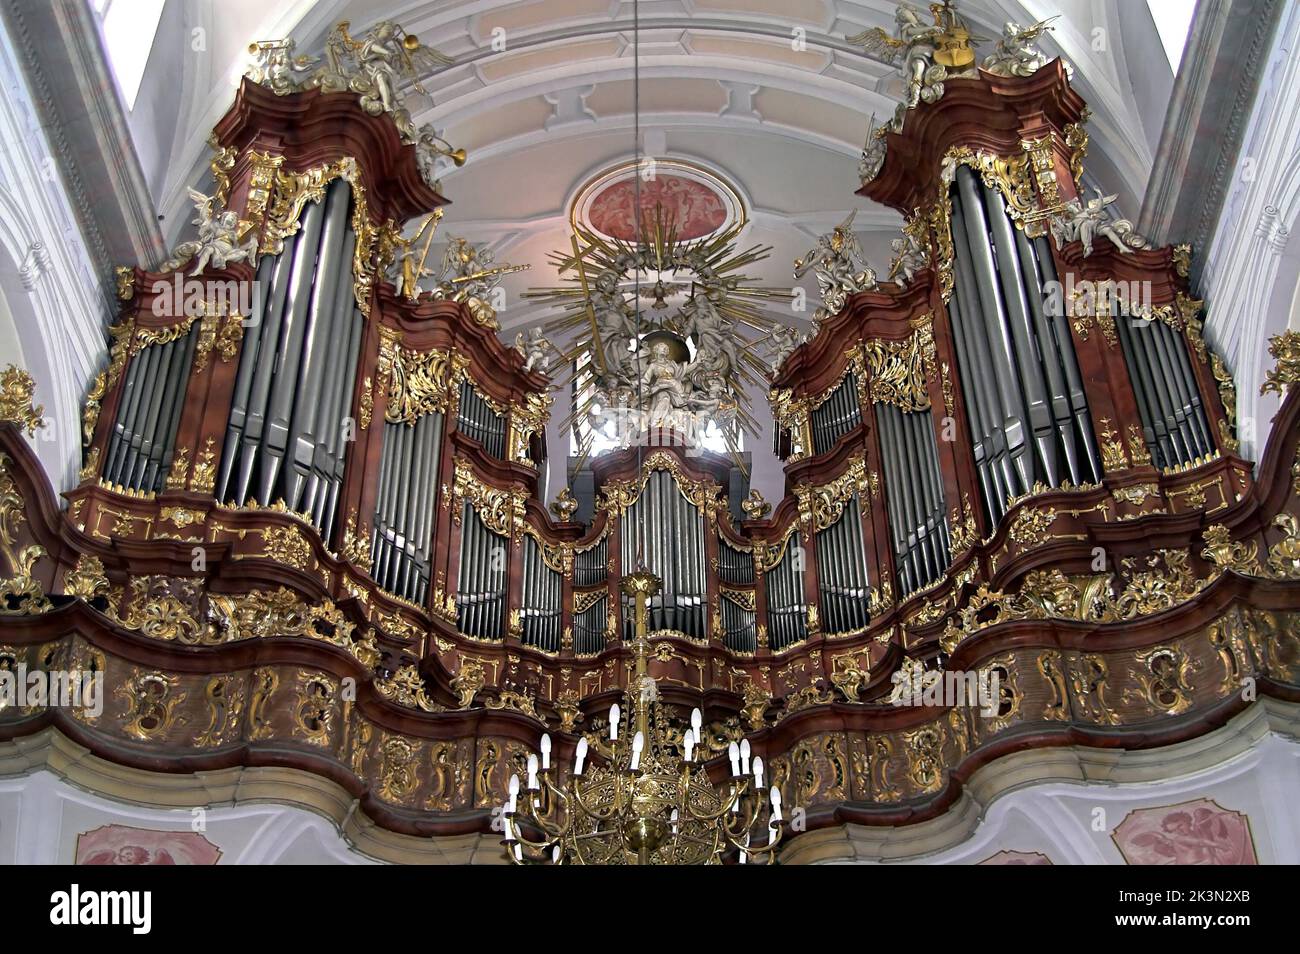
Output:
[{"xmin": 128, "ymin": 0, "xmax": 1172, "ymax": 333}]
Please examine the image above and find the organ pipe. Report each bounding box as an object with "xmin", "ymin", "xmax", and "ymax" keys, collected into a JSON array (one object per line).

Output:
[
  {"xmin": 104, "ymin": 323, "xmax": 201, "ymax": 493},
  {"xmin": 1116, "ymin": 312, "xmax": 1214, "ymax": 469},
  {"xmin": 948, "ymin": 165, "xmax": 1102, "ymax": 526},
  {"xmin": 215, "ymin": 179, "xmax": 363, "ymax": 540}
]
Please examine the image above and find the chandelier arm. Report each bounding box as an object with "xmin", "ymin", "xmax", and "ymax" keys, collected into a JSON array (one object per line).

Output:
[
  {"xmin": 681, "ymin": 777, "xmax": 749, "ymax": 823},
  {"xmin": 538, "ymin": 774, "xmax": 579, "ymax": 839},
  {"xmin": 509, "ymin": 811, "xmax": 564, "ymax": 849}
]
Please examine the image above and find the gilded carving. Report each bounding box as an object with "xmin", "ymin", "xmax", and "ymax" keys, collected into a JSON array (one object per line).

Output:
[{"xmin": 117, "ymin": 671, "xmax": 187, "ymax": 742}]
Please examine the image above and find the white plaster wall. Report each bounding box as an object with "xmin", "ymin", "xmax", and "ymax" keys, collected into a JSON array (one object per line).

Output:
[{"xmin": 0, "ymin": 15, "xmax": 113, "ymax": 494}]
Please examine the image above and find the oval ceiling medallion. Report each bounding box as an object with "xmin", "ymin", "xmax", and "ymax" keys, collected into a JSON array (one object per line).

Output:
[{"xmin": 571, "ymin": 159, "xmax": 746, "ymax": 242}]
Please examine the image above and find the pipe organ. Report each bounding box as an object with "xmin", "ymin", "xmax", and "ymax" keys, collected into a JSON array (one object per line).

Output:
[
  {"xmin": 618, "ymin": 470, "xmax": 708, "ymax": 640},
  {"xmin": 216, "ymin": 179, "xmax": 366, "ymax": 538},
  {"xmin": 104, "ymin": 322, "xmax": 199, "ymax": 493},
  {"xmin": 1114, "ymin": 310, "xmax": 1214, "ymax": 469},
  {"xmin": 809, "ymin": 369, "xmax": 862, "ymax": 456},
  {"xmin": 947, "ymin": 164, "xmax": 1101, "ymax": 526},
  {"xmin": 19, "ymin": 40, "xmax": 1298, "ymax": 857},
  {"xmin": 370, "ymin": 411, "xmax": 444, "ymax": 603}
]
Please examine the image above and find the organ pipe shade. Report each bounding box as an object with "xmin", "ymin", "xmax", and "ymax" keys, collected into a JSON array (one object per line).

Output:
[
  {"xmin": 369, "ymin": 412, "xmax": 444, "ymax": 603},
  {"xmin": 215, "ymin": 178, "xmax": 365, "ymax": 543},
  {"xmin": 456, "ymin": 501, "xmax": 508, "ymax": 639},
  {"xmin": 946, "ymin": 165, "xmax": 1101, "ymax": 527},
  {"xmin": 763, "ymin": 534, "xmax": 807, "ymax": 651},
  {"xmin": 717, "ymin": 537, "xmax": 755, "ymax": 586},
  {"xmin": 876, "ymin": 403, "xmax": 950, "ymax": 597},
  {"xmin": 814, "ymin": 495, "xmax": 872, "ymax": 634},
  {"xmin": 810, "ymin": 371, "xmax": 863, "ymax": 456},
  {"xmin": 1114, "ymin": 312, "xmax": 1214, "ymax": 469},
  {"xmin": 457, "ymin": 379, "xmax": 506, "ymax": 459},
  {"xmin": 104, "ymin": 322, "xmax": 200, "ymax": 493},
  {"xmin": 620, "ymin": 471, "xmax": 707, "ymax": 638},
  {"xmin": 573, "ymin": 537, "xmax": 608, "ymax": 588},
  {"xmin": 574, "ymin": 593, "xmax": 608, "ymax": 656},
  {"xmin": 720, "ymin": 593, "xmax": 757, "ymax": 653},
  {"xmin": 520, "ymin": 534, "xmax": 563, "ymax": 652}
]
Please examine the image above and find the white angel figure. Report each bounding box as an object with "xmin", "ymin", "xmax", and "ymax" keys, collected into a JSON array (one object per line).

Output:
[
  {"xmin": 162, "ymin": 189, "xmax": 258, "ymax": 275},
  {"xmin": 246, "ymin": 39, "xmax": 318, "ymax": 95},
  {"xmin": 1050, "ymin": 189, "xmax": 1151, "ymax": 257},
  {"xmin": 981, "ymin": 19, "xmax": 1057, "ymax": 77},
  {"xmin": 317, "ymin": 21, "xmax": 454, "ymax": 140},
  {"xmin": 848, "ymin": 3, "xmax": 946, "ymax": 110},
  {"xmin": 514, "ymin": 326, "xmax": 557, "ymax": 374},
  {"xmin": 794, "ymin": 210, "xmax": 877, "ymax": 320},
  {"xmin": 768, "ymin": 324, "xmax": 805, "ymax": 374}
]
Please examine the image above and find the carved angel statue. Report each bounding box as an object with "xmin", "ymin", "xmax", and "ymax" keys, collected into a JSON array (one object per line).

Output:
[
  {"xmin": 387, "ymin": 209, "xmax": 442, "ymax": 299},
  {"xmin": 768, "ymin": 324, "xmax": 805, "ymax": 374},
  {"xmin": 317, "ymin": 20, "xmax": 454, "ymax": 141},
  {"xmin": 161, "ymin": 189, "xmax": 259, "ymax": 275},
  {"xmin": 681, "ymin": 285, "xmax": 740, "ymax": 388},
  {"xmin": 246, "ymin": 39, "xmax": 319, "ymax": 94},
  {"xmin": 429, "ymin": 237, "xmax": 529, "ymax": 328},
  {"xmin": 587, "ymin": 269, "xmax": 638, "ymax": 387},
  {"xmin": 413, "ymin": 123, "xmax": 466, "ymax": 192},
  {"xmin": 794, "ymin": 210, "xmax": 877, "ymax": 321},
  {"xmin": 888, "ymin": 228, "xmax": 929, "ymax": 285},
  {"xmin": 514, "ymin": 326, "xmax": 557, "ymax": 374},
  {"xmin": 1049, "ymin": 189, "xmax": 1152, "ymax": 257},
  {"xmin": 858, "ymin": 114, "xmax": 888, "ymax": 184},
  {"xmin": 848, "ymin": 3, "xmax": 947, "ymax": 111},
  {"xmin": 981, "ymin": 18, "xmax": 1057, "ymax": 77}
]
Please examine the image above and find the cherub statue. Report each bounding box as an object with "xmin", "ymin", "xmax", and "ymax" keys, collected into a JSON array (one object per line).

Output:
[
  {"xmin": 246, "ymin": 39, "xmax": 318, "ymax": 95},
  {"xmin": 794, "ymin": 210, "xmax": 877, "ymax": 320},
  {"xmin": 858, "ymin": 114, "xmax": 888, "ymax": 184},
  {"xmin": 888, "ymin": 228, "xmax": 929, "ymax": 285},
  {"xmin": 768, "ymin": 324, "xmax": 805, "ymax": 374},
  {"xmin": 430, "ymin": 237, "xmax": 528, "ymax": 327},
  {"xmin": 161, "ymin": 189, "xmax": 259, "ymax": 275},
  {"xmin": 317, "ymin": 20, "xmax": 454, "ymax": 141},
  {"xmin": 514, "ymin": 326, "xmax": 557, "ymax": 374},
  {"xmin": 848, "ymin": 3, "xmax": 948, "ymax": 110},
  {"xmin": 981, "ymin": 18, "xmax": 1057, "ymax": 77},
  {"xmin": 414, "ymin": 123, "xmax": 466, "ymax": 191},
  {"xmin": 1049, "ymin": 189, "xmax": 1151, "ymax": 257}
]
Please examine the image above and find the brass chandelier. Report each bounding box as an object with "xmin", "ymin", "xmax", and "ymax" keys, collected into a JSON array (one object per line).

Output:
[{"xmin": 502, "ymin": 572, "xmax": 785, "ymax": 864}]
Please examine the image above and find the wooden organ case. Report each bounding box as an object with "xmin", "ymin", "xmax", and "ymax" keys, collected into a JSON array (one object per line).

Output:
[{"xmin": 2, "ymin": 58, "xmax": 1300, "ymax": 859}]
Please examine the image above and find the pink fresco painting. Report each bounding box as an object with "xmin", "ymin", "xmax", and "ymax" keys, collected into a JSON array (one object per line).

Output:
[
  {"xmin": 977, "ymin": 850, "xmax": 1052, "ymax": 865},
  {"xmin": 587, "ymin": 175, "xmax": 727, "ymax": 241},
  {"xmin": 75, "ymin": 824, "xmax": 222, "ymax": 865},
  {"xmin": 1112, "ymin": 799, "xmax": 1257, "ymax": 865}
]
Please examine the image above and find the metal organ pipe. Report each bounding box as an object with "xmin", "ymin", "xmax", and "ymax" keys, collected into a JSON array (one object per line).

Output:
[
  {"xmin": 1032, "ymin": 236, "xmax": 1102, "ymax": 480},
  {"xmin": 104, "ymin": 322, "xmax": 201, "ymax": 493},
  {"xmin": 947, "ymin": 166, "xmax": 1103, "ymax": 527},
  {"xmin": 954, "ymin": 167, "xmax": 1035, "ymax": 494},
  {"xmin": 1116, "ymin": 313, "xmax": 1213, "ymax": 469}
]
